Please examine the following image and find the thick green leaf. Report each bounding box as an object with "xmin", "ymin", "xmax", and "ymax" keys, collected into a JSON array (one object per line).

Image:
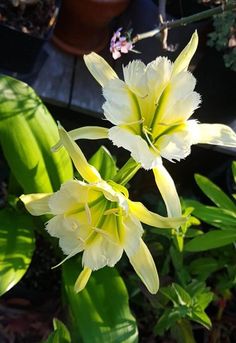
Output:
[
  {"xmin": 62, "ymin": 259, "xmax": 138, "ymax": 343},
  {"xmin": 44, "ymin": 319, "xmax": 71, "ymax": 343},
  {"xmin": 0, "ymin": 207, "xmax": 35, "ymax": 295},
  {"xmin": 89, "ymin": 146, "xmax": 117, "ymax": 180},
  {"xmin": 232, "ymin": 161, "xmax": 236, "ymax": 184},
  {"xmin": 184, "ymin": 200, "xmax": 236, "ymax": 230},
  {"xmin": 194, "ymin": 174, "xmax": 236, "ymax": 212},
  {"xmin": 0, "ymin": 75, "xmax": 73, "ymax": 193},
  {"xmin": 185, "ymin": 230, "xmax": 236, "ymax": 252}
]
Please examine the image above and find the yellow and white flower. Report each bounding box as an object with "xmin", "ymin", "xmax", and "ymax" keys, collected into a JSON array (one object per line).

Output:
[
  {"xmin": 58, "ymin": 31, "xmax": 236, "ymax": 218},
  {"xmin": 20, "ymin": 125, "xmax": 185, "ymax": 294}
]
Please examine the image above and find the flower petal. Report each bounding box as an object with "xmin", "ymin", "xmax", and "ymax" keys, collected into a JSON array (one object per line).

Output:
[
  {"xmin": 103, "ymin": 79, "xmax": 140, "ymax": 125},
  {"xmin": 196, "ymin": 124, "xmax": 236, "ymax": 147},
  {"xmin": 128, "ymin": 200, "xmax": 186, "ymax": 228},
  {"xmin": 20, "ymin": 193, "xmax": 52, "ymax": 215},
  {"xmin": 157, "ymin": 120, "xmax": 199, "ymax": 162},
  {"xmin": 108, "ymin": 126, "xmax": 162, "ymax": 170},
  {"xmin": 74, "ymin": 267, "xmax": 92, "ymax": 293},
  {"xmin": 48, "ymin": 180, "xmax": 89, "ymax": 215},
  {"xmin": 123, "ymin": 60, "xmax": 148, "ymax": 97},
  {"xmin": 58, "ymin": 124, "xmax": 101, "ymax": 183},
  {"xmin": 122, "ymin": 214, "xmax": 143, "ymax": 256},
  {"xmin": 172, "ymin": 31, "xmax": 198, "ymax": 76},
  {"xmin": 52, "ymin": 127, "xmax": 109, "ymax": 152},
  {"xmin": 84, "ymin": 52, "xmax": 118, "ymax": 87},
  {"xmin": 126, "ymin": 239, "xmax": 159, "ymax": 294},
  {"xmin": 153, "ymin": 165, "xmax": 182, "ymax": 217}
]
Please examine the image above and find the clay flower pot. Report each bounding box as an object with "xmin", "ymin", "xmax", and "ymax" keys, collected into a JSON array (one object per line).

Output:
[{"xmin": 53, "ymin": 0, "xmax": 131, "ymax": 55}]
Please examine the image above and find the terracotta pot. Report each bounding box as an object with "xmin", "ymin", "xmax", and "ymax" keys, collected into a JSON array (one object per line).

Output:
[{"xmin": 53, "ymin": 0, "xmax": 131, "ymax": 55}]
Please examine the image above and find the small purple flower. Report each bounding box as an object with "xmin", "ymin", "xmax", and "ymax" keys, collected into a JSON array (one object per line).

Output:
[{"xmin": 110, "ymin": 28, "xmax": 133, "ymax": 60}]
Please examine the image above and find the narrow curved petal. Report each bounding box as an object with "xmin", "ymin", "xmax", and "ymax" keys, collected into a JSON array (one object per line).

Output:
[
  {"xmin": 69, "ymin": 126, "xmax": 109, "ymax": 141},
  {"xmin": 58, "ymin": 124, "xmax": 101, "ymax": 183},
  {"xmin": 197, "ymin": 123, "xmax": 236, "ymax": 147},
  {"xmin": 108, "ymin": 126, "xmax": 161, "ymax": 170},
  {"xmin": 128, "ymin": 200, "xmax": 186, "ymax": 228},
  {"xmin": 126, "ymin": 239, "xmax": 159, "ymax": 294},
  {"xmin": 84, "ymin": 52, "xmax": 118, "ymax": 87},
  {"xmin": 20, "ymin": 193, "xmax": 52, "ymax": 215},
  {"xmin": 153, "ymin": 165, "xmax": 182, "ymax": 217},
  {"xmin": 52, "ymin": 127, "xmax": 109, "ymax": 152},
  {"xmin": 172, "ymin": 31, "xmax": 198, "ymax": 76},
  {"xmin": 122, "ymin": 214, "xmax": 143, "ymax": 256},
  {"xmin": 74, "ymin": 267, "xmax": 92, "ymax": 293}
]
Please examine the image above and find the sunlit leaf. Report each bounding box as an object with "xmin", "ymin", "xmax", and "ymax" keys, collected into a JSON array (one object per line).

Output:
[
  {"xmin": 194, "ymin": 174, "xmax": 236, "ymax": 212},
  {"xmin": 185, "ymin": 229, "xmax": 236, "ymax": 252},
  {"xmin": 62, "ymin": 258, "xmax": 138, "ymax": 343},
  {"xmin": 44, "ymin": 319, "xmax": 71, "ymax": 343},
  {"xmin": 184, "ymin": 200, "xmax": 236, "ymax": 230},
  {"xmin": 0, "ymin": 75, "xmax": 73, "ymax": 193},
  {"xmin": 0, "ymin": 207, "xmax": 35, "ymax": 296},
  {"xmin": 89, "ymin": 146, "xmax": 117, "ymax": 180}
]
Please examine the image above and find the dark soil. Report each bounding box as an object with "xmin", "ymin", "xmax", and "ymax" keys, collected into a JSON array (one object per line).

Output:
[{"xmin": 0, "ymin": 0, "xmax": 57, "ymax": 38}]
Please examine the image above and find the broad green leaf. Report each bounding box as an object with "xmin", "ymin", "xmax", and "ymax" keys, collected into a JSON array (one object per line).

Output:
[
  {"xmin": 0, "ymin": 75, "xmax": 73, "ymax": 193},
  {"xmin": 194, "ymin": 174, "xmax": 236, "ymax": 212},
  {"xmin": 62, "ymin": 258, "xmax": 138, "ymax": 343},
  {"xmin": 0, "ymin": 207, "xmax": 35, "ymax": 295},
  {"xmin": 44, "ymin": 319, "xmax": 71, "ymax": 343},
  {"xmin": 185, "ymin": 230, "xmax": 236, "ymax": 252},
  {"xmin": 89, "ymin": 146, "xmax": 117, "ymax": 180},
  {"xmin": 184, "ymin": 200, "xmax": 236, "ymax": 230}
]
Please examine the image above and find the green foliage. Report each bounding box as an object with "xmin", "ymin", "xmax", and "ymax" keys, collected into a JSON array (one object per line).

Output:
[
  {"xmin": 155, "ymin": 282, "xmax": 213, "ymax": 336},
  {"xmin": 0, "ymin": 206, "xmax": 35, "ymax": 295},
  {"xmin": 62, "ymin": 258, "xmax": 138, "ymax": 343},
  {"xmin": 184, "ymin": 163, "xmax": 236, "ymax": 250},
  {"xmin": 89, "ymin": 146, "xmax": 117, "ymax": 180},
  {"xmin": 207, "ymin": 3, "xmax": 236, "ymax": 71},
  {"xmin": 0, "ymin": 75, "xmax": 73, "ymax": 193},
  {"xmin": 44, "ymin": 319, "xmax": 71, "ymax": 343}
]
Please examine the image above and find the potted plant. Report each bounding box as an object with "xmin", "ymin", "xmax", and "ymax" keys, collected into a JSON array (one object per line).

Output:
[
  {"xmin": 53, "ymin": 0, "xmax": 131, "ymax": 56},
  {"xmin": 0, "ymin": 0, "xmax": 60, "ymax": 74}
]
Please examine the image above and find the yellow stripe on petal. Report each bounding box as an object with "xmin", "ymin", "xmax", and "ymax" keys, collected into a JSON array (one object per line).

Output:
[
  {"xmin": 128, "ymin": 200, "xmax": 186, "ymax": 228},
  {"xmin": 172, "ymin": 31, "xmax": 198, "ymax": 76},
  {"xmin": 153, "ymin": 165, "xmax": 182, "ymax": 217},
  {"xmin": 58, "ymin": 124, "xmax": 101, "ymax": 183},
  {"xmin": 126, "ymin": 239, "xmax": 159, "ymax": 294},
  {"xmin": 74, "ymin": 267, "xmax": 92, "ymax": 293},
  {"xmin": 84, "ymin": 52, "xmax": 118, "ymax": 87},
  {"xmin": 20, "ymin": 193, "xmax": 52, "ymax": 215}
]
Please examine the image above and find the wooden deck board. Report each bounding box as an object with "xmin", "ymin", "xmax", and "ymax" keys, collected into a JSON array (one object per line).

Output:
[{"xmin": 32, "ymin": 42, "xmax": 74, "ymax": 107}]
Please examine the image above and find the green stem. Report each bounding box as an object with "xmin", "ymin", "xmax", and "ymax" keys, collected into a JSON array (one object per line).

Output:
[
  {"xmin": 113, "ymin": 158, "xmax": 141, "ymax": 186},
  {"xmin": 132, "ymin": 2, "xmax": 236, "ymax": 43}
]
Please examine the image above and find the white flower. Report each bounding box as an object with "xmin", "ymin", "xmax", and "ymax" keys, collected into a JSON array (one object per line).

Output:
[
  {"xmin": 60, "ymin": 31, "xmax": 236, "ymax": 219},
  {"xmin": 20, "ymin": 125, "xmax": 185, "ymax": 294}
]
